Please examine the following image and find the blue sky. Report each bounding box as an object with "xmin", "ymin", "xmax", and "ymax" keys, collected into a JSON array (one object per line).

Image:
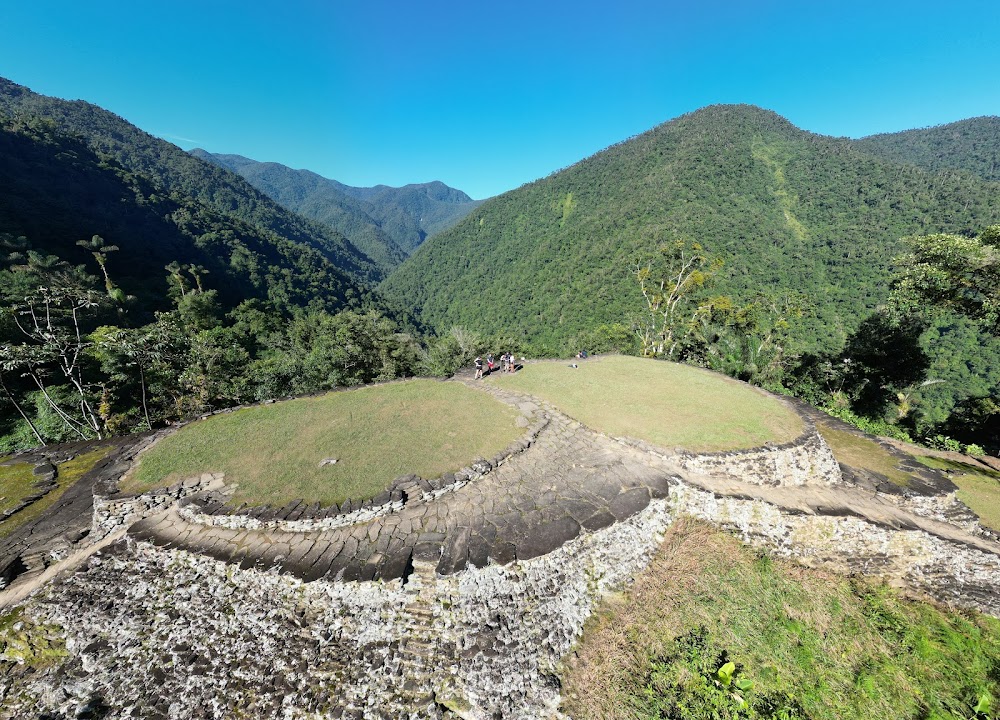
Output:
[{"xmin": 3, "ymin": 0, "xmax": 999, "ymax": 199}]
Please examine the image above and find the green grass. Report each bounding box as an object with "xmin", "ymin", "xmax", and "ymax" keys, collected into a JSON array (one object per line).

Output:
[
  {"xmin": 0, "ymin": 608, "xmax": 67, "ymax": 668},
  {"xmin": 0, "ymin": 460, "xmax": 40, "ymax": 515},
  {"xmin": 489, "ymin": 356, "xmax": 803, "ymax": 452},
  {"xmin": 562, "ymin": 520, "xmax": 1000, "ymax": 720},
  {"xmin": 0, "ymin": 448, "xmax": 112, "ymax": 539},
  {"xmin": 123, "ymin": 379, "xmax": 521, "ymax": 506},
  {"xmin": 816, "ymin": 425, "xmax": 913, "ymax": 487},
  {"xmin": 916, "ymin": 456, "xmax": 1000, "ymax": 532}
]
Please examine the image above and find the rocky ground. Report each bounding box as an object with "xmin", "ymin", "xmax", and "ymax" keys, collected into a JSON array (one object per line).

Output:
[{"xmin": 1, "ymin": 369, "xmax": 998, "ymax": 719}]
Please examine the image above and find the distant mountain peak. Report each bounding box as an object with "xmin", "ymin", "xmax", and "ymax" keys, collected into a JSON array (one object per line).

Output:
[{"xmin": 193, "ymin": 150, "xmax": 483, "ymax": 261}]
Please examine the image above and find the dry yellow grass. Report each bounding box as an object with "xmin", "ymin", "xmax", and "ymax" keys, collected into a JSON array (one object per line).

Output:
[{"xmin": 490, "ymin": 356, "xmax": 802, "ymax": 452}]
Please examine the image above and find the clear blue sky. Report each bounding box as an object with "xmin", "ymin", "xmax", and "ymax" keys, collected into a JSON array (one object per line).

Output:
[{"xmin": 3, "ymin": 0, "xmax": 999, "ymax": 199}]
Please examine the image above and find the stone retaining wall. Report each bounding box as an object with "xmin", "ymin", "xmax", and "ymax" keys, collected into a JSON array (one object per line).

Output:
[
  {"xmin": 670, "ymin": 482, "xmax": 1000, "ymax": 616},
  {"xmin": 619, "ymin": 425, "xmax": 843, "ymax": 487},
  {"xmin": 11, "ymin": 475, "xmax": 1000, "ymax": 720},
  {"xmin": 91, "ymin": 473, "xmax": 222, "ymax": 541}
]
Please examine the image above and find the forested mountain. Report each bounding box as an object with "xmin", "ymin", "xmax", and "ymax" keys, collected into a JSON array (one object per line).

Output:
[
  {"xmin": 0, "ymin": 82, "xmax": 419, "ymax": 450},
  {"xmin": 0, "ymin": 77, "xmax": 382, "ymax": 287},
  {"xmin": 191, "ymin": 150, "xmax": 482, "ymax": 269},
  {"xmin": 0, "ymin": 114, "xmax": 377, "ymax": 316},
  {"xmin": 383, "ymin": 104, "xmax": 1000, "ymax": 354},
  {"xmin": 347, "ymin": 180, "xmax": 482, "ymax": 250},
  {"xmin": 857, "ymin": 116, "xmax": 1000, "ymax": 182}
]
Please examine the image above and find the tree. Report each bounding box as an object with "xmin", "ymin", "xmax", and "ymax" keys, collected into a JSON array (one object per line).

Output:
[
  {"xmin": 1, "ymin": 281, "xmax": 104, "ymax": 439},
  {"xmin": 692, "ymin": 293, "xmax": 807, "ymax": 387},
  {"xmin": 632, "ymin": 239, "xmax": 725, "ymax": 359},
  {"xmin": 76, "ymin": 235, "xmax": 121, "ymax": 299},
  {"xmin": 890, "ymin": 226, "xmax": 1000, "ymax": 334}
]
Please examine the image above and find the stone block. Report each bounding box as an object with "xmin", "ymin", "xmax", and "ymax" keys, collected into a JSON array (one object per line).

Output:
[
  {"xmin": 515, "ymin": 515, "xmax": 580, "ymax": 561},
  {"xmin": 581, "ymin": 509, "xmax": 615, "ymax": 532},
  {"xmin": 435, "ymin": 526, "xmax": 471, "ymax": 574},
  {"xmin": 609, "ymin": 486, "xmax": 652, "ymax": 521}
]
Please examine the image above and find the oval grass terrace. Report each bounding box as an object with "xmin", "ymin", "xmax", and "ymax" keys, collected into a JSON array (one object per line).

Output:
[
  {"xmin": 121, "ymin": 379, "xmax": 522, "ymax": 507},
  {"xmin": 487, "ymin": 355, "xmax": 803, "ymax": 452}
]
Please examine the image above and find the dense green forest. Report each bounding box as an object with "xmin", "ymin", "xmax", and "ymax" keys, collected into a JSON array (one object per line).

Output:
[
  {"xmin": 858, "ymin": 116, "xmax": 1000, "ymax": 182},
  {"xmin": 0, "ymin": 78, "xmax": 432, "ymax": 451},
  {"xmin": 192, "ymin": 150, "xmax": 482, "ymax": 271},
  {"xmin": 0, "ymin": 115, "xmax": 374, "ymax": 317},
  {"xmin": 381, "ymin": 105, "xmax": 1000, "ymax": 451},
  {"xmin": 0, "ymin": 78, "xmax": 381, "ymax": 285},
  {"xmin": 1, "ymin": 81, "xmax": 998, "ymax": 455},
  {"xmin": 383, "ymin": 105, "xmax": 999, "ymax": 354}
]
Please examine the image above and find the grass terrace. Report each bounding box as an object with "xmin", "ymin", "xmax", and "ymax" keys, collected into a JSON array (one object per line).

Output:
[
  {"xmin": 816, "ymin": 424, "xmax": 913, "ymax": 487},
  {"xmin": 562, "ymin": 519, "xmax": 1000, "ymax": 720},
  {"xmin": 489, "ymin": 355, "xmax": 802, "ymax": 452},
  {"xmin": 0, "ymin": 448, "xmax": 112, "ymax": 538},
  {"xmin": 123, "ymin": 379, "xmax": 521, "ymax": 507},
  {"xmin": 916, "ymin": 456, "xmax": 1000, "ymax": 532}
]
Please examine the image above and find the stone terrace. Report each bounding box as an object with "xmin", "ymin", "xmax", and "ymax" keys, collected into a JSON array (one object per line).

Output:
[{"xmin": 2, "ymin": 368, "xmax": 1000, "ymax": 718}]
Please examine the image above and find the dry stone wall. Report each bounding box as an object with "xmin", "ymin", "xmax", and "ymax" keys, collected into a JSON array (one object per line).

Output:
[
  {"xmin": 664, "ymin": 426, "xmax": 842, "ymax": 487},
  {"xmin": 90, "ymin": 473, "xmax": 224, "ymax": 541},
  {"xmin": 670, "ymin": 483, "xmax": 1000, "ymax": 616},
  {"xmin": 1, "ymin": 498, "xmax": 677, "ymax": 720}
]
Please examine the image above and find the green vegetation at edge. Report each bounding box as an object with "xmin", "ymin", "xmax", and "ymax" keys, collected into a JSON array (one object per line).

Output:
[
  {"xmin": 490, "ymin": 356, "xmax": 802, "ymax": 452},
  {"xmin": 562, "ymin": 520, "xmax": 1000, "ymax": 720},
  {"xmin": 0, "ymin": 608, "xmax": 67, "ymax": 669},
  {"xmin": 0, "ymin": 447, "xmax": 112, "ymax": 538},
  {"xmin": 815, "ymin": 425, "xmax": 913, "ymax": 488},
  {"xmin": 124, "ymin": 380, "xmax": 521, "ymax": 506},
  {"xmin": 916, "ymin": 455, "xmax": 1000, "ymax": 532}
]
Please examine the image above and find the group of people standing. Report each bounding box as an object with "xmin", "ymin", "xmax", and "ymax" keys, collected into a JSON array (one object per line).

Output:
[{"xmin": 474, "ymin": 352, "xmax": 517, "ymax": 379}]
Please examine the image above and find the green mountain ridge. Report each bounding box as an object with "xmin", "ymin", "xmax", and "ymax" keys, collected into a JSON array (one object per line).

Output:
[
  {"xmin": 382, "ymin": 104, "xmax": 1000, "ymax": 354},
  {"xmin": 0, "ymin": 77, "xmax": 382, "ymax": 286},
  {"xmin": 0, "ymin": 78, "xmax": 379, "ymax": 317},
  {"xmin": 858, "ymin": 116, "xmax": 1000, "ymax": 183},
  {"xmin": 190, "ymin": 150, "xmax": 482, "ymax": 271}
]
